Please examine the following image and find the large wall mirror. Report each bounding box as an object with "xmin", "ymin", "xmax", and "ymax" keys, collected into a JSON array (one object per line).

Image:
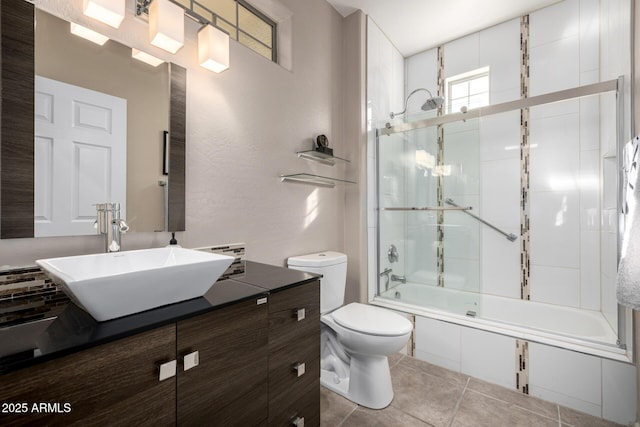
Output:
[{"xmin": 0, "ymin": 0, "xmax": 186, "ymax": 239}]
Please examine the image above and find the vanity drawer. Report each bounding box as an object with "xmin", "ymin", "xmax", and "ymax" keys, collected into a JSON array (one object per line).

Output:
[
  {"xmin": 268, "ymin": 331, "xmax": 319, "ymax": 394},
  {"xmin": 268, "ymin": 280, "xmax": 319, "ymax": 315},
  {"xmin": 268, "ymin": 282, "xmax": 320, "ymax": 352},
  {"xmin": 268, "ymin": 358, "xmax": 320, "ymax": 427}
]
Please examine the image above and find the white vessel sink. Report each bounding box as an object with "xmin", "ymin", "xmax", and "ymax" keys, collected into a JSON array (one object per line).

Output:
[{"xmin": 36, "ymin": 247, "xmax": 234, "ymax": 322}]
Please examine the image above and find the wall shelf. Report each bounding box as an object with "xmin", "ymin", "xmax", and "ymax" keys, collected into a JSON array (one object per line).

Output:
[
  {"xmin": 280, "ymin": 173, "xmax": 356, "ymax": 188},
  {"xmin": 296, "ymin": 150, "xmax": 350, "ymax": 166}
]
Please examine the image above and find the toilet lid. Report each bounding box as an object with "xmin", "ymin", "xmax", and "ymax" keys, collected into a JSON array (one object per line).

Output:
[{"xmin": 331, "ymin": 303, "xmax": 413, "ymax": 336}]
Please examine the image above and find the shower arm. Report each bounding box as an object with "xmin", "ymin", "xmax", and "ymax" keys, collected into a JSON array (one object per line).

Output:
[
  {"xmin": 445, "ymin": 199, "xmax": 518, "ymax": 242},
  {"xmin": 390, "ymin": 88, "xmax": 437, "ymax": 119}
]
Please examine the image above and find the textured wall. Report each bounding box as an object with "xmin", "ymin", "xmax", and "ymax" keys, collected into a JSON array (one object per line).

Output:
[{"xmin": 1, "ymin": 0, "xmax": 351, "ymax": 268}]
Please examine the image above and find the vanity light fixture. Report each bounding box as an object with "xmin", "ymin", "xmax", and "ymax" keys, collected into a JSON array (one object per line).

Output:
[
  {"xmin": 198, "ymin": 24, "xmax": 230, "ymax": 73},
  {"xmin": 149, "ymin": 0, "xmax": 184, "ymax": 54},
  {"xmin": 82, "ymin": 0, "xmax": 125, "ymax": 29},
  {"xmin": 131, "ymin": 48, "xmax": 164, "ymax": 67},
  {"xmin": 70, "ymin": 23, "xmax": 109, "ymax": 46}
]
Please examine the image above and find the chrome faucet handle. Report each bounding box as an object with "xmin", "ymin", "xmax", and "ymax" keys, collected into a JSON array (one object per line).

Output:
[{"xmin": 115, "ymin": 219, "xmax": 129, "ymax": 233}]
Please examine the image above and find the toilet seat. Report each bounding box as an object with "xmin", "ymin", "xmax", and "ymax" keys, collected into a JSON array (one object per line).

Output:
[{"xmin": 331, "ymin": 303, "xmax": 412, "ymax": 337}]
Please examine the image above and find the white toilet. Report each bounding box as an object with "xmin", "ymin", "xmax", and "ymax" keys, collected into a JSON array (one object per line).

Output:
[{"xmin": 288, "ymin": 251, "xmax": 412, "ymax": 409}]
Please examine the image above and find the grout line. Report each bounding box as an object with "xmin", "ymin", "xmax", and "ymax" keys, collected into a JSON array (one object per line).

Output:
[
  {"xmin": 557, "ymin": 405, "xmax": 562, "ymax": 427},
  {"xmin": 336, "ymin": 404, "xmax": 359, "ymax": 427},
  {"xmin": 447, "ymin": 377, "xmax": 470, "ymax": 427}
]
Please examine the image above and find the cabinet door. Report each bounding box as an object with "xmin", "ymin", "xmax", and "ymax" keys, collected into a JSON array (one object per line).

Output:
[
  {"xmin": 176, "ymin": 298, "xmax": 268, "ymax": 426},
  {"xmin": 0, "ymin": 324, "xmax": 176, "ymax": 427}
]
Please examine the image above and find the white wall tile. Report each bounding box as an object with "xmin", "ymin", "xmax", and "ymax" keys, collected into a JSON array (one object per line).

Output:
[
  {"xmin": 479, "ymin": 111, "xmax": 520, "ymax": 162},
  {"xmin": 460, "ymin": 327, "xmax": 516, "ymax": 389},
  {"xmin": 443, "ymin": 33, "xmax": 479, "ymax": 79},
  {"xmin": 579, "ymin": 96, "xmax": 600, "ymax": 150},
  {"xmin": 414, "ymin": 316, "xmax": 461, "ymax": 372},
  {"xmin": 481, "ymin": 158, "xmax": 520, "ymax": 229},
  {"xmin": 529, "ymin": 342, "xmax": 601, "ymax": 416},
  {"xmin": 579, "ymin": 0, "xmax": 599, "ymax": 74},
  {"xmin": 530, "ymin": 36, "xmax": 580, "ymax": 96},
  {"xmin": 579, "ymin": 149, "xmax": 599, "ymax": 230},
  {"xmin": 481, "ymin": 228, "xmax": 521, "ymax": 299},
  {"xmin": 602, "ymin": 358, "xmax": 637, "ymax": 425},
  {"xmin": 478, "ymin": 18, "xmax": 520, "ymax": 101},
  {"xmin": 442, "ymin": 257, "xmax": 480, "ymax": 292},
  {"xmin": 530, "ymin": 265, "xmax": 580, "ymax": 307},
  {"xmin": 529, "ymin": 191, "xmax": 580, "ymax": 268},
  {"xmin": 529, "ymin": 0, "xmax": 580, "ymax": 48},
  {"xmin": 580, "ymin": 230, "xmax": 600, "ymax": 310}
]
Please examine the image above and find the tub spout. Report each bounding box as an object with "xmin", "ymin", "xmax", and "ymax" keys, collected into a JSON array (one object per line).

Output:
[{"xmin": 391, "ymin": 274, "xmax": 406, "ymax": 284}]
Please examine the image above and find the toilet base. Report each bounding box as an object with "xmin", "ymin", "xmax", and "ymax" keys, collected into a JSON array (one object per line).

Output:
[{"xmin": 320, "ymin": 354, "xmax": 394, "ymax": 409}]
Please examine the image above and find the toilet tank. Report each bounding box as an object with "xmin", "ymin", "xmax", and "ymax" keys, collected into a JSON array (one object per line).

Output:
[{"xmin": 287, "ymin": 251, "xmax": 347, "ymax": 314}]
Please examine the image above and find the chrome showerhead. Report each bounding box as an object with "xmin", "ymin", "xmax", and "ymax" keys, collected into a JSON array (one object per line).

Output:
[
  {"xmin": 390, "ymin": 88, "xmax": 443, "ymax": 118},
  {"xmin": 421, "ymin": 95, "xmax": 444, "ymax": 111}
]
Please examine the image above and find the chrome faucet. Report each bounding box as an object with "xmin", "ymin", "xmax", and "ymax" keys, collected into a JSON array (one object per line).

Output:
[{"xmin": 95, "ymin": 203, "xmax": 129, "ymax": 252}]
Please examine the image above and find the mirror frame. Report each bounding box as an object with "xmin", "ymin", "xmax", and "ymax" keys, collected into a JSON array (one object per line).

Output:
[{"xmin": 0, "ymin": 0, "xmax": 186, "ymax": 238}]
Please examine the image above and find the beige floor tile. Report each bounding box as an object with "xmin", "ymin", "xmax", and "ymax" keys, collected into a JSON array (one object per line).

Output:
[
  {"xmin": 388, "ymin": 352, "xmax": 405, "ymax": 368},
  {"xmin": 341, "ymin": 406, "xmax": 434, "ymax": 427},
  {"xmin": 466, "ymin": 377, "xmax": 559, "ymax": 420},
  {"xmin": 320, "ymin": 386, "xmax": 357, "ymax": 427},
  {"xmin": 397, "ymin": 354, "xmax": 469, "ymax": 386},
  {"xmin": 390, "ymin": 363, "xmax": 465, "ymax": 427},
  {"xmin": 452, "ymin": 389, "xmax": 558, "ymax": 427},
  {"xmin": 559, "ymin": 406, "xmax": 626, "ymax": 427}
]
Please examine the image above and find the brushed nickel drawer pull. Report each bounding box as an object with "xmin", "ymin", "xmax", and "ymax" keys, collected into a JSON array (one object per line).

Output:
[
  {"xmin": 292, "ymin": 416, "xmax": 304, "ymax": 427},
  {"xmin": 158, "ymin": 360, "xmax": 177, "ymax": 381},
  {"xmin": 183, "ymin": 351, "xmax": 199, "ymax": 371},
  {"xmin": 292, "ymin": 362, "xmax": 306, "ymax": 377},
  {"xmin": 257, "ymin": 297, "xmax": 267, "ymax": 305},
  {"xmin": 296, "ymin": 308, "xmax": 306, "ymax": 321}
]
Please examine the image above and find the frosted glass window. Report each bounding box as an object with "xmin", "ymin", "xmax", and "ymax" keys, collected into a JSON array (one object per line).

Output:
[
  {"xmin": 446, "ymin": 67, "xmax": 490, "ymax": 113},
  {"xmin": 169, "ymin": 0, "xmax": 276, "ymax": 61}
]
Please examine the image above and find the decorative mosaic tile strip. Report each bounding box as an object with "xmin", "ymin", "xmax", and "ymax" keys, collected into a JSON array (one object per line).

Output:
[
  {"xmin": 193, "ymin": 243, "xmax": 246, "ymax": 280},
  {"xmin": 516, "ymin": 339, "xmax": 530, "ymax": 394},
  {"xmin": 0, "ymin": 266, "xmax": 60, "ymax": 302},
  {"xmin": 409, "ymin": 315, "xmax": 416, "ymax": 356},
  {"xmin": 520, "ymin": 15, "xmax": 531, "ymax": 301},
  {"xmin": 436, "ymin": 45, "xmax": 445, "ymax": 288}
]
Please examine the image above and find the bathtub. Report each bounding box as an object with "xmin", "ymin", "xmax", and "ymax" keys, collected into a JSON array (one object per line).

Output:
[{"xmin": 373, "ymin": 282, "xmax": 628, "ymax": 362}]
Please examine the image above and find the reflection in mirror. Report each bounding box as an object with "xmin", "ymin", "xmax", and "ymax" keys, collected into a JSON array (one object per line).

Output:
[{"xmin": 34, "ymin": 9, "xmax": 169, "ymax": 236}]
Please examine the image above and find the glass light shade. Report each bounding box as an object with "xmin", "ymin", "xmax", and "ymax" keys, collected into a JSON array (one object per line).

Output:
[
  {"xmin": 70, "ymin": 23, "xmax": 109, "ymax": 46},
  {"xmin": 131, "ymin": 49, "xmax": 164, "ymax": 67},
  {"xmin": 198, "ymin": 25, "xmax": 230, "ymax": 73},
  {"xmin": 82, "ymin": 0, "xmax": 125, "ymax": 29},
  {"xmin": 149, "ymin": 0, "xmax": 184, "ymax": 54}
]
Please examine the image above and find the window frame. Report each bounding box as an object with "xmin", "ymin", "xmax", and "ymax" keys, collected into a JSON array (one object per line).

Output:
[{"xmin": 445, "ymin": 66, "xmax": 490, "ymax": 114}]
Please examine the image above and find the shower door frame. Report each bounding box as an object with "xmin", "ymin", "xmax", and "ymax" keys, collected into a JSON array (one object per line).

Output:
[{"xmin": 375, "ymin": 77, "xmax": 629, "ymax": 351}]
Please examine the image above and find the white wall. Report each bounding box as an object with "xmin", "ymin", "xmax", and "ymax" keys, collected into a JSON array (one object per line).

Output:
[{"xmin": 0, "ymin": 0, "xmax": 354, "ymax": 269}]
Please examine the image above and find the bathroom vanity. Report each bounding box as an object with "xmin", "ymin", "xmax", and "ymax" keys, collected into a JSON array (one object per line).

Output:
[{"xmin": 0, "ymin": 262, "xmax": 320, "ymax": 427}]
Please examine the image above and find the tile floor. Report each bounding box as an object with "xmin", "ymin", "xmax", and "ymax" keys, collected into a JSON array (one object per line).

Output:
[{"xmin": 320, "ymin": 353, "xmax": 625, "ymax": 427}]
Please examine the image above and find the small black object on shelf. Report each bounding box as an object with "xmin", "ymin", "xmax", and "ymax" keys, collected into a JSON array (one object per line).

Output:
[{"xmin": 314, "ymin": 134, "xmax": 333, "ymax": 156}]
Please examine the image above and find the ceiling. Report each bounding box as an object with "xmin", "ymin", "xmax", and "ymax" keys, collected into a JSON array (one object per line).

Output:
[{"xmin": 325, "ymin": 0, "xmax": 562, "ymax": 57}]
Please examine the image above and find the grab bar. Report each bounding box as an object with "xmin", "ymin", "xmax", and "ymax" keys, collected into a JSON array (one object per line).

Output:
[
  {"xmin": 382, "ymin": 206, "xmax": 472, "ymax": 211},
  {"xmin": 445, "ymin": 198, "xmax": 518, "ymax": 242}
]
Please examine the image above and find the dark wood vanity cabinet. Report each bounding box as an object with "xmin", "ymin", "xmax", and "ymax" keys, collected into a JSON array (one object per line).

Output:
[
  {"xmin": 0, "ymin": 324, "xmax": 177, "ymax": 427},
  {"xmin": 268, "ymin": 281, "xmax": 321, "ymax": 427},
  {"xmin": 0, "ymin": 279, "xmax": 320, "ymax": 427}
]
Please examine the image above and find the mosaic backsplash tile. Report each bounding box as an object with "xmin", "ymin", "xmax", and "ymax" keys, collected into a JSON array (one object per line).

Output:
[
  {"xmin": 194, "ymin": 243, "xmax": 246, "ymax": 280},
  {"xmin": 0, "ymin": 266, "xmax": 69, "ymax": 328}
]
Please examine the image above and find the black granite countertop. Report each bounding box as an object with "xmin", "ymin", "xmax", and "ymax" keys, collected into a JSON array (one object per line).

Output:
[{"xmin": 0, "ymin": 261, "xmax": 320, "ymax": 374}]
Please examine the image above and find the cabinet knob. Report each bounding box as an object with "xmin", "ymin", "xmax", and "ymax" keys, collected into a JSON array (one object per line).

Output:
[
  {"xmin": 183, "ymin": 350, "xmax": 199, "ymax": 371},
  {"xmin": 158, "ymin": 360, "xmax": 177, "ymax": 381},
  {"xmin": 292, "ymin": 362, "xmax": 306, "ymax": 377},
  {"xmin": 292, "ymin": 416, "xmax": 304, "ymax": 427},
  {"xmin": 295, "ymin": 308, "xmax": 305, "ymax": 321}
]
